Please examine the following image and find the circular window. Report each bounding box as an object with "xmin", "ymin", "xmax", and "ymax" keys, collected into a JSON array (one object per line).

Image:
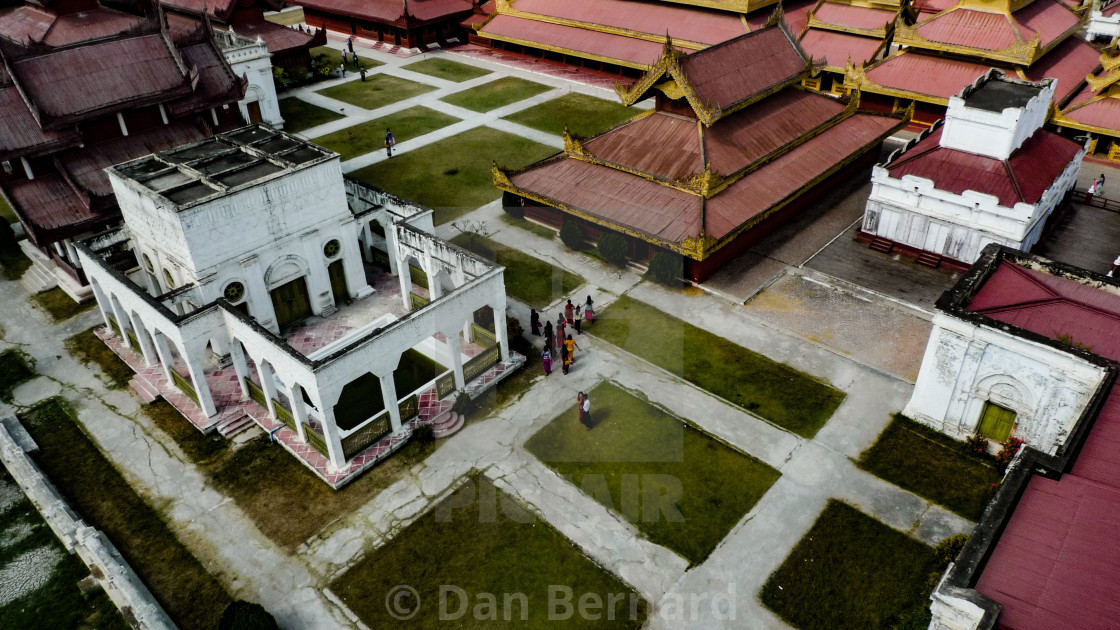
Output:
[
  {"xmin": 143, "ymin": 253, "xmax": 154, "ymax": 272},
  {"xmin": 163, "ymin": 269, "xmax": 176, "ymax": 289},
  {"xmin": 224, "ymin": 281, "xmax": 246, "ymax": 303},
  {"xmin": 323, "ymin": 239, "xmax": 341, "ymax": 258}
]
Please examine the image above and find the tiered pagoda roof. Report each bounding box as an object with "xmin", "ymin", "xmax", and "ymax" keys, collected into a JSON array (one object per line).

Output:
[
  {"xmin": 798, "ymin": 0, "xmax": 901, "ymax": 72},
  {"xmin": 161, "ymin": 0, "xmax": 324, "ymax": 58},
  {"xmin": 1053, "ymin": 47, "xmax": 1120, "ymax": 141},
  {"xmin": 495, "ymin": 21, "xmax": 907, "ymax": 261},
  {"xmin": 294, "ymin": 0, "xmax": 473, "ymax": 29}
]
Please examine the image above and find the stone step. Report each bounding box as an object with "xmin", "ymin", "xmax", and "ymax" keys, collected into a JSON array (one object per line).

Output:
[
  {"xmin": 19, "ymin": 261, "xmax": 56, "ymax": 294},
  {"xmin": 869, "ymin": 237, "xmax": 894, "ymax": 254},
  {"xmin": 432, "ymin": 412, "xmax": 464, "ymax": 439},
  {"xmin": 429, "ymin": 410, "xmax": 456, "ymax": 430},
  {"xmin": 129, "ymin": 376, "xmax": 161, "ymax": 404},
  {"xmin": 218, "ymin": 413, "xmax": 255, "ymax": 438},
  {"xmin": 916, "ymin": 251, "xmax": 943, "ymax": 269}
]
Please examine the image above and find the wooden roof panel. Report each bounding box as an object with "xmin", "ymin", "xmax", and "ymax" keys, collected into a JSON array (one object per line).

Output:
[
  {"xmin": 584, "ymin": 113, "xmax": 702, "ymax": 181},
  {"xmin": 679, "ymin": 25, "xmax": 807, "ymax": 111},
  {"xmin": 509, "ymin": 0, "xmax": 746, "ymax": 45}
]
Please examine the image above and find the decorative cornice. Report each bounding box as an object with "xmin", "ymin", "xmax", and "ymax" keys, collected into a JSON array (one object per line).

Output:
[
  {"xmin": 679, "ymin": 164, "xmax": 727, "ymax": 197},
  {"xmin": 893, "ymin": 16, "xmax": 1041, "ymax": 65},
  {"xmin": 492, "ymin": 162, "xmax": 512, "ymax": 189},
  {"xmin": 562, "ymin": 126, "xmax": 589, "ymax": 157}
]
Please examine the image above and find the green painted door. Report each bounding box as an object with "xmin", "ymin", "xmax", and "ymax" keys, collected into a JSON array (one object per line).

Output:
[
  {"xmin": 977, "ymin": 402, "xmax": 1016, "ymax": 441},
  {"xmin": 328, "ymin": 260, "xmax": 348, "ymax": 304},
  {"xmin": 270, "ymin": 277, "xmax": 312, "ymax": 330}
]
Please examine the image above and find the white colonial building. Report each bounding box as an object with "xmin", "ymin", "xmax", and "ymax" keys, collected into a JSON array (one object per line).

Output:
[
  {"xmin": 77, "ymin": 125, "xmax": 522, "ymax": 487},
  {"xmin": 214, "ymin": 28, "xmax": 284, "ymax": 128},
  {"xmin": 904, "ymin": 245, "xmax": 1114, "ymax": 455},
  {"xmin": 861, "ymin": 70, "xmax": 1086, "ymax": 269}
]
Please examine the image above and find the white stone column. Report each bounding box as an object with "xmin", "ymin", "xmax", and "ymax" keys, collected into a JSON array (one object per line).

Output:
[
  {"xmin": 109, "ymin": 297, "xmax": 132, "ymax": 350},
  {"xmin": 385, "ymin": 221, "xmax": 400, "ymax": 276},
  {"xmin": 64, "ymin": 240, "xmax": 82, "ymax": 269},
  {"xmin": 151, "ymin": 332, "xmax": 175, "ymax": 384},
  {"xmin": 360, "ymin": 221, "xmax": 374, "ymax": 263},
  {"xmin": 398, "ymin": 261, "xmax": 413, "ymax": 310},
  {"xmin": 320, "ymin": 403, "xmax": 347, "ymax": 470},
  {"xmin": 182, "ymin": 344, "xmax": 218, "ymax": 417},
  {"xmin": 301, "ymin": 232, "xmax": 332, "ymax": 316},
  {"xmin": 493, "ymin": 299, "xmax": 510, "ymax": 361},
  {"xmin": 429, "ymin": 270, "xmax": 443, "ymax": 301},
  {"xmin": 228, "ymin": 340, "xmax": 251, "ymax": 401},
  {"xmin": 463, "ymin": 319, "xmax": 474, "ymax": 344},
  {"xmin": 379, "ymin": 372, "xmax": 402, "ymax": 433},
  {"xmin": 287, "ymin": 383, "xmax": 309, "ymax": 442},
  {"xmin": 255, "ymin": 360, "xmax": 279, "ymax": 421},
  {"xmin": 444, "ymin": 328, "xmax": 465, "ymax": 390},
  {"xmin": 127, "ymin": 313, "xmax": 157, "ymax": 366},
  {"xmin": 89, "ymin": 282, "xmax": 113, "ymax": 330}
]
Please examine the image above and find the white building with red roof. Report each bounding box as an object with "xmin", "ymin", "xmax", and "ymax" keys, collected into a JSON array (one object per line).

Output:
[{"xmin": 860, "ymin": 69, "xmax": 1085, "ymax": 270}]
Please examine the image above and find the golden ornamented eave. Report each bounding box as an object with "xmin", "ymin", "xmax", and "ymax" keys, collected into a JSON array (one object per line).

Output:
[
  {"xmin": 1087, "ymin": 67, "xmax": 1120, "ymax": 93},
  {"xmin": 1100, "ymin": 51, "xmax": 1120, "ymax": 72},
  {"xmin": 615, "ymin": 37, "xmax": 688, "ymax": 105},
  {"xmin": 843, "ymin": 56, "xmax": 952, "ymax": 105},
  {"xmin": 893, "ymin": 18, "xmax": 1041, "ymax": 65},
  {"xmin": 492, "ymin": 162, "xmax": 513, "ymax": 189},
  {"xmin": 679, "ymin": 164, "xmax": 727, "ymax": 197},
  {"xmin": 806, "ymin": 9, "xmax": 896, "ymax": 38},
  {"xmin": 493, "ymin": 0, "xmax": 713, "ymax": 51},
  {"xmin": 680, "ymin": 231, "xmax": 719, "ymax": 258},
  {"xmin": 1052, "ymin": 104, "xmax": 1120, "ymax": 138}
]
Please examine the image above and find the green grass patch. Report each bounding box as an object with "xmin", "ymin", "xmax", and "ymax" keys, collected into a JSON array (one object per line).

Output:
[
  {"xmin": 504, "ymin": 92, "xmax": 635, "ymax": 137},
  {"xmin": 331, "ymin": 473, "xmax": 647, "ymax": 628},
  {"xmin": 858, "ymin": 415, "xmax": 1001, "ymax": 521},
  {"xmin": 264, "ymin": 7, "xmax": 304, "ymax": 25},
  {"xmin": 209, "ymin": 433, "xmax": 439, "ymax": 551},
  {"xmin": 0, "ymin": 243, "xmax": 31, "ymax": 280},
  {"xmin": 348, "ymin": 127, "xmax": 556, "ymax": 224},
  {"xmin": 21, "ymin": 398, "xmax": 231, "ymax": 630},
  {"xmin": 278, "ymin": 97, "xmax": 345, "ymax": 133},
  {"xmin": 499, "ymin": 213, "xmax": 557, "ymax": 240},
  {"xmin": 761, "ymin": 500, "xmax": 938, "ymax": 630},
  {"xmin": 403, "ymin": 57, "xmax": 491, "ymax": 82},
  {"xmin": 450, "ymin": 233, "xmax": 581, "ymax": 309},
  {"xmin": 525, "ymin": 382, "xmax": 778, "ymax": 565},
  {"xmin": 318, "ymin": 74, "xmax": 434, "ymax": 111},
  {"xmin": 144, "ymin": 400, "xmax": 227, "ymax": 465},
  {"xmin": 310, "ymin": 46, "xmax": 383, "ymax": 72},
  {"xmin": 29, "ymin": 287, "xmax": 95, "ymax": 322},
  {"xmin": 440, "ymin": 76, "xmax": 552, "ymax": 112},
  {"xmin": 591, "ymin": 296, "xmax": 844, "ymax": 437},
  {"xmin": 0, "ymin": 195, "xmax": 15, "ymax": 224},
  {"xmin": 0, "ymin": 474, "xmax": 127, "ymax": 629},
  {"xmin": 64, "ymin": 327, "xmax": 133, "ymax": 389},
  {"xmin": 313, "ymin": 106, "xmax": 459, "ymax": 160},
  {"xmin": 0, "ymin": 349, "xmax": 33, "ymax": 400}
]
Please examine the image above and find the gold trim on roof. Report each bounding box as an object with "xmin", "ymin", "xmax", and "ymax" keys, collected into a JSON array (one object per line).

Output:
[
  {"xmin": 893, "ymin": 14, "xmax": 1042, "ymax": 65},
  {"xmin": 494, "ymin": 0, "xmax": 716, "ymax": 50},
  {"xmin": 1087, "ymin": 67, "xmax": 1120, "ymax": 93}
]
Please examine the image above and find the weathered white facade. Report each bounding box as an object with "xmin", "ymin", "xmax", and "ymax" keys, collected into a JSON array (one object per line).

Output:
[
  {"xmin": 862, "ymin": 71, "xmax": 1085, "ymax": 265},
  {"xmin": 215, "ymin": 29, "xmax": 284, "ymax": 128},
  {"xmin": 1087, "ymin": 1, "xmax": 1120, "ymax": 46},
  {"xmin": 76, "ymin": 125, "xmax": 520, "ymax": 486}
]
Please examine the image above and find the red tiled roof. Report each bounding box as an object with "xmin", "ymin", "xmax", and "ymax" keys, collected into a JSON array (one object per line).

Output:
[
  {"xmin": 916, "ymin": 9, "xmax": 1020, "ymax": 51},
  {"xmin": 887, "ymin": 128, "xmax": 1082, "ymax": 207},
  {"xmin": 5, "ymin": 173, "xmax": 97, "ymax": 234},
  {"xmin": 705, "ymin": 113, "xmax": 897, "ymax": 238},
  {"xmin": 800, "ymin": 28, "xmax": 884, "ymax": 67},
  {"xmin": 509, "ymin": 0, "xmax": 746, "ymax": 45},
  {"xmin": 812, "ymin": 3, "xmax": 896, "ymax": 30},
  {"xmin": 1063, "ymin": 90, "xmax": 1120, "ymax": 130},
  {"xmin": 776, "ymin": 0, "xmax": 819, "ymax": 35},
  {"xmin": 913, "ymin": 0, "xmax": 956, "ymax": 12},
  {"xmin": 0, "ymin": 5, "xmax": 53, "ymax": 43},
  {"xmin": 1026, "ymin": 36, "xmax": 1101, "ymax": 105},
  {"xmin": 161, "ymin": 0, "xmax": 238, "ymax": 19},
  {"xmin": 1105, "ymin": 0, "xmax": 1120, "ymax": 16},
  {"xmin": 1015, "ymin": 0, "xmax": 1080, "ymax": 49},
  {"xmin": 41, "ymin": 8, "xmax": 141, "ymax": 45},
  {"xmin": 585, "ymin": 113, "xmax": 703, "ymax": 182},
  {"xmin": 167, "ymin": 39, "xmax": 245, "ymax": 116},
  {"xmin": 678, "ymin": 25, "xmax": 808, "ymax": 112},
  {"xmin": 480, "ymin": 14, "xmax": 670, "ymax": 67},
  {"xmin": 9, "ymin": 32, "xmax": 191, "ymax": 125},
  {"xmin": 57, "ymin": 121, "xmax": 209, "ymax": 197},
  {"xmin": 407, "ymin": 0, "xmax": 474, "ymax": 21},
  {"xmin": 865, "ymin": 51, "xmax": 996, "ymax": 100},
  {"xmin": 968, "ymin": 261, "xmax": 1120, "ymax": 630},
  {"xmin": 294, "ymin": 0, "xmax": 471, "ymax": 23},
  {"xmin": 233, "ymin": 19, "xmax": 318, "ymax": 54},
  {"xmin": 0, "ymin": 84, "xmax": 80, "ymax": 161}
]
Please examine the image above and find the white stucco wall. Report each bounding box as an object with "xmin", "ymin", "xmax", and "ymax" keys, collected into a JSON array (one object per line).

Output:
[
  {"xmin": 1087, "ymin": 10, "xmax": 1120, "ymax": 44},
  {"xmin": 218, "ymin": 31, "xmax": 284, "ymax": 128},
  {"xmin": 903, "ymin": 313, "xmax": 1108, "ymax": 455},
  {"xmin": 940, "ymin": 80, "xmax": 1053, "ymax": 161}
]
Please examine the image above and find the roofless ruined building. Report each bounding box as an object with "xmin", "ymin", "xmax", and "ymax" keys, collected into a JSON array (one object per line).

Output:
[{"xmin": 495, "ymin": 20, "xmax": 908, "ymax": 282}]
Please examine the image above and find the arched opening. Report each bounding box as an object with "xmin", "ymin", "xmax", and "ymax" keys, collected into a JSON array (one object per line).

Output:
[{"xmin": 266, "ymin": 256, "xmax": 312, "ymax": 329}]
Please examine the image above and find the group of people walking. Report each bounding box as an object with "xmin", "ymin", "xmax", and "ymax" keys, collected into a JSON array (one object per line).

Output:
[{"xmin": 530, "ymin": 296, "xmax": 594, "ymax": 377}]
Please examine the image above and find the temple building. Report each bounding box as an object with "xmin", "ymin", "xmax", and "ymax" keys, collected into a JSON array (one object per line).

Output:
[
  {"xmin": 294, "ymin": 0, "xmax": 474, "ymax": 52},
  {"xmin": 842, "ymin": 0, "xmax": 1103, "ymax": 129},
  {"xmin": 796, "ymin": 0, "xmax": 902, "ymax": 94},
  {"xmin": 0, "ymin": 8, "xmax": 246, "ymax": 301},
  {"xmin": 911, "ymin": 246, "xmax": 1120, "ymax": 630},
  {"xmin": 77, "ymin": 125, "xmax": 522, "ymax": 488},
  {"xmin": 861, "ymin": 71, "xmax": 1085, "ymax": 269},
  {"xmin": 495, "ymin": 21, "xmax": 908, "ymax": 282},
  {"xmin": 1051, "ymin": 46, "xmax": 1120, "ymax": 158}
]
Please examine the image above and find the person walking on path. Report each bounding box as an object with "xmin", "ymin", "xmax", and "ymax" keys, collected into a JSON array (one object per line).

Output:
[
  {"xmin": 359, "ymin": 66, "xmax": 367, "ymax": 82},
  {"xmin": 556, "ymin": 313, "xmax": 566, "ymax": 343},
  {"xmin": 1098, "ymin": 174, "xmax": 1107, "ymax": 196},
  {"xmin": 560, "ymin": 343, "xmax": 570, "ymax": 375},
  {"xmin": 542, "ymin": 347, "xmax": 552, "ymax": 375},
  {"xmin": 385, "ymin": 129, "xmax": 395, "ymax": 157},
  {"xmin": 565, "ymin": 299, "xmax": 574, "ymax": 325},
  {"xmin": 348, "ymin": 35, "xmax": 355, "ymax": 55},
  {"xmin": 543, "ymin": 320, "xmax": 553, "ymax": 351},
  {"xmin": 579, "ymin": 392, "xmax": 591, "ymax": 428},
  {"xmin": 530, "ymin": 309, "xmax": 540, "ymax": 336},
  {"xmin": 565, "ymin": 334, "xmax": 580, "ymax": 364},
  {"xmin": 573, "ymin": 305, "xmax": 582, "ymax": 335},
  {"xmin": 584, "ymin": 296, "xmax": 594, "ymax": 325}
]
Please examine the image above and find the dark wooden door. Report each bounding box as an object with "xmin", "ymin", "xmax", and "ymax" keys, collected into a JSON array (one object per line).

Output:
[
  {"xmin": 247, "ymin": 101, "xmax": 263, "ymax": 124},
  {"xmin": 270, "ymin": 277, "xmax": 312, "ymax": 329},
  {"xmin": 328, "ymin": 260, "xmax": 348, "ymax": 304}
]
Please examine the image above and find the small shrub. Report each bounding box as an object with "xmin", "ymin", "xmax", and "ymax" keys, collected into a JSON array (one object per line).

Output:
[
  {"xmin": 271, "ymin": 67, "xmax": 288, "ymax": 87},
  {"xmin": 218, "ymin": 600, "xmax": 278, "ymax": 630},
  {"xmin": 933, "ymin": 534, "xmax": 969, "ymax": 567},
  {"xmin": 506, "ymin": 315, "xmax": 524, "ymax": 338},
  {"xmin": 994, "ymin": 436, "xmax": 1024, "ymax": 471},
  {"xmin": 411, "ymin": 424, "xmax": 435, "ymax": 446},
  {"xmin": 596, "ymin": 231, "xmax": 627, "ymax": 266},
  {"xmin": 647, "ymin": 251, "xmax": 683, "ymax": 285},
  {"xmin": 559, "ymin": 219, "xmax": 584, "ymax": 250},
  {"xmin": 311, "ymin": 53, "xmax": 335, "ymax": 78},
  {"xmin": 962, "ymin": 434, "xmax": 988, "ymax": 457}
]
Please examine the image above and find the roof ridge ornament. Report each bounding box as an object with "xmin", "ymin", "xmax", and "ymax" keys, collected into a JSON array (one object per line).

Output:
[
  {"xmin": 491, "ymin": 162, "xmax": 512, "ymax": 189},
  {"xmin": 562, "ymin": 125, "xmax": 589, "ymax": 157}
]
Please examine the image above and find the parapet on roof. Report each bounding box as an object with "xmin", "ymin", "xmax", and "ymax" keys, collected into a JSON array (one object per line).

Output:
[
  {"xmin": 109, "ymin": 124, "xmax": 333, "ymax": 208},
  {"xmin": 960, "ymin": 68, "xmax": 1048, "ymax": 113}
]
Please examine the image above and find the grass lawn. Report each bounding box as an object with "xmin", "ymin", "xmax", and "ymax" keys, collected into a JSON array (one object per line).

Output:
[
  {"xmin": 310, "ymin": 46, "xmax": 383, "ymax": 72},
  {"xmin": 313, "ymin": 106, "xmax": 459, "ymax": 160},
  {"xmin": 0, "ymin": 243, "xmax": 31, "ymax": 280},
  {"xmin": 591, "ymin": 296, "xmax": 845, "ymax": 437},
  {"xmin": 440, "ymin": 77, "xmax": 552, "ymax": 112},
  {"xmin": 65, "ymin": 327, "xmax": 133, "ymax": 389},
  {"xmin": 0, "ymin": 349, "xmax": 33, "ymax": 400},
  {"xmin": 264, "ymin": 7, "xmax": 304, "ymax": 25},
  {"xmin": 525, "ymin": 382, "xmax": 779, "ymax": 565},
  {"xmin": 209, "ymin": 433, "xmax": 440, "ymax": 552},
  {"xmin": 21, "ymin": 398, "xmax": 231, "ymax": 630},
  {"xmin": 760, "ymin": 500, "xmax": 938, "ymax": 630},
  {"xmin": 29, "ymin": 287, "xmax": 95, "ymax": 322},
  {"xmin": 0, "ymin": 195, "xmax": 15, "ymax": 224},
  {"xmin": 450, "ymin": 233, "xmax": 582, "ymax": 309},
  {"xmin": 504, "ymin": 92, "xmax": 635, "ymax": 138},
  {"xmin": 403, "ymin": 57, "xmax": 491, "ymax": 82},
  {"xmin": 858, "ymin": 415, "xmax": 1001, "ymax": 521},
  {"xmin": 331, "ymin": 474, "xmax": 647, "ymax": 629},
  {"xmin": 348, "ymin": 126, "xmax": 555, "ymax": 224},
  {"xmin": 0, "ymin": 474, "xmax": 126, "ymax": 629},
  {"xmin": 499, "ymin": 213, "xmax": 556, "ymax": 240},
  {"xmin": 144, "ymin": 400, "xmax": 228, "ymax": 465},
  {"xmin": 317, "ymin": 74, "xmax": 434, "ymax": 111},
  {"xmin": 278, "ymin": 97, "xmax": 344, "ymax": 133}
]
